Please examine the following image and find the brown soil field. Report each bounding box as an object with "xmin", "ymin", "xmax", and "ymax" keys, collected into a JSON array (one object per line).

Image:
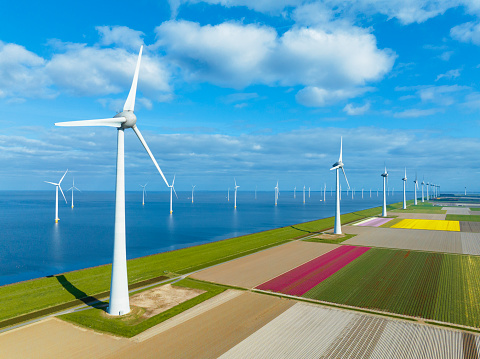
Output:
[
  {"xmin": 104, "ymin": 291, "xmax": 294, "ymax": 359},
  {"xmin": 0, "ymin": 317, "xmax": 129, "ymax": 359},
  {"xmin": 190, "ymin": 240, "xmax": 338, "ymax": 288},
  {"xmin": 129, "ymin": 284, "xmax": 205, "ymax": 318},
  {"xmin": 312, "ymin": 233, "xmax": 345, "ymax": 240},
  {"xmin": 393, "ymin": 213, "xmax": 446, "ymax": 220}
]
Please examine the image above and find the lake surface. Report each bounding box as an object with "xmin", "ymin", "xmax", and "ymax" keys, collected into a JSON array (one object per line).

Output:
[{"xmin": 0, "ymin": 189, "xmax": 407, "ymax": 286}]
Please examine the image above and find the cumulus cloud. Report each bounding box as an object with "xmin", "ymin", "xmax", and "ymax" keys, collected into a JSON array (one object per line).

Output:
[
  {"xmin": 96, "ymin": 26, "xmax": 145, "ymax": 50},
  {"xmin": 343, "ymin": 102, "xmax": 370, "ymax": 115},
  {"xmin": 436, "ymin": 68, "xmax": 461, "ymax": 81},
  {"xmin": 396, "ymin": 84, "xmax": 470, "ymax": 106},
  {"xmin": 451, "ymin": 21, "xmax": 480, "ymax": 45},
  {"xmin": 155, "ymin": 20, "xmax": 395, "ymax": 105},
  {"xmin": 296, "ymin": 87, "xmax": 372, "ymax": 107}
]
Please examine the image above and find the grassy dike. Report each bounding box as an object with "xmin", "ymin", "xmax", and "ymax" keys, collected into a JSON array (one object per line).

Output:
[{"xmin": 0, "ymin": 201, "xmax": 406, "ymax": 326}]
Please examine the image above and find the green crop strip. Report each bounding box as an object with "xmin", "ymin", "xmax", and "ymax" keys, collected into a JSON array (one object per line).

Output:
[{"xmin": 446, "ymin": 214, "xmax": 480, "ymax": 222}]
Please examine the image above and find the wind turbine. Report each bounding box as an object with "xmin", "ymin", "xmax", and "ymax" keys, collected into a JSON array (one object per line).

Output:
[
  {"xmin": 422, "ymin": 177, "xmax": 425, "ymax": 202},
  {"xmin": 234, "ymin": 179, "xmax": 239, "ymax": 208},
  {"xmin": 465, "ymin": 187, "xmax": 467, "ymax": 196},
  {"xmin": 274, "ymin": 181, "xmax": 279, "ymax": 206},
  {"xmin": 381, "ymin": 166, "xmax": 388, "ymax": 217},
  {"xmin": 45, "ymin": 169, "xmax": 68, "ymax": 223},
  {"xmin": 191, "ymin": 185, "xmax": 196, "ymax": 203},
  {"xmin": 55, "ymin": 46, "xmax": 170, "ymax": 316},
  {"xmin": 331, "ymin": 137, "xmax": 350, "ymax": 234},
  {"xmin": 426, "ymin": 182, "xmax": 430, "ymax": 201},
  {"xmin": 308, "ymin": 187, "xmax": 311, "ymax": 198},
  {"xmin": 168, "ymin": 175, "xmax": 177, "ymax": 214},
  {"xmin": 303, "ymin": 185, "xmax": 306, "ymax": 203},
  {"xmin": 362, "ymin": 188, "xmax": 364, "ymax": 199},
  {"xmin": 402, "ymin": 168, "xmax": 407, "ymax": 209},
  {"xmin": 228, "ymin": 188, "xmax": 230, "ymax": 201},
  {"xmin": 140, "ymin": 183, "xmax": 147, "ymax": 205},
  {"xmin": 413, "ymin": 173, "xmax": 418, "ymax": 206},
  {"xmin": 324, "ymin": 183, "xmax": 326, "ymax": 202},
  {"xmin": 67, "ymin": 177, "xmax": 80, "ymax": 208},
  {"xmin": 294, "ymin": 186, "xmax": 296, "ymax": 199}
]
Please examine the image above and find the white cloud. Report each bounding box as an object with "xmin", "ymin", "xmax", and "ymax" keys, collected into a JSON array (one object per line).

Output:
[
  {"xmin": 436, "ymin": 68, "xmax": 461, "ymax": 81},
  {"xmin": 296, "ymin": 87, "xmax": 372, "ymax": 107},
  {"xmin": 393, "ymin": 108, "xmax": 442, "ymax": 118},
  {"xmin": 343, "ymin": 102, "xmax": 371, "ymax": 115},
  {"xmin": 96, "ymin": 26, "xmax": 145, "ymax": 50},
  {"xmin": 451, "ymin": 21, "xmax": 480, "ymax": 45},
  {"xmin": 0, "ymin": 41, "xmax": 54, "ymax": 99},
  {"xmin": 155, "ymin": 20, "xmax": 395, "ymax": 105},
  {"xmin": 439, "ymin": 50, "xmax": 453, "ymax": 61},
  {"xmin": 418, "ymin": 85, "xmax": 469, "ymax": 105}
]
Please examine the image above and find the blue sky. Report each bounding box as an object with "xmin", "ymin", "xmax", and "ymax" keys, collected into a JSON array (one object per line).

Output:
[{"xmin": 1, "ymin": 0, "xmax": 480, "ymax": 192}]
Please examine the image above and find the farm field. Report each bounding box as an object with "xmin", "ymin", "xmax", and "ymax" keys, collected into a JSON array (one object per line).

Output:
[
  {"xmin": 460, "ymin": 222, "xmax": 480, "ymax": 233},
  {"xmin": 447, "ymin": 214, "xmax": 480, "ymax": 222},
  {"xmin": 343, "ymin": 226, "xmax": 464, "ymax": 255},
  {"xmin": 355, "ymin": 217, "xmax": 393, "ymax": 227},
  {"xmin": 393, "ymin": 212, "xmax": 446, "ymax": 220},
  {"xmin": 443, "ymin": 207, "xmax": 471, "ymax": 215},
  {"xmin": 301, "ymin": 247, "xmax": 480, "ymax": 328},
  {"xmin": 256, "ymin": 246, "xmax": 371, "ymax": 296},
  {"xmin": 391, "ymin": 218, "xmax": 460, "ymax": 231},
  {"xmin": 190, "ymin": 241, "xmax": 338, "ymax": 288},
  {"xmin": 218, "ymin": 302, "xmax": 475, "ymax": 359}
]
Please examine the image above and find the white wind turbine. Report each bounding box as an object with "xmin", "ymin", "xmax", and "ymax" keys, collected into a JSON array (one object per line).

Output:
[
  {"xmin": 45, "ymin": 169, "xmax": 68, "ymax": 223},
  {"xmin": 274, "ymin": 181, "xmax": 279, "ymax": 206},
  {"xmin": 381, "ymin": 166, "xmax": 388, "ymax": 217},
  {"xmin": 303, "ymin": 185, "xmax": 306, "ymax": 203},
  {"xmin": 309, "ymin": 187, "xmax": 311, "ymax": 198},
  {"xmin": 191, "ymin": 185, "xmax": 196, "ymax": 203},
  {"xmin": 67, "ymin": 177, "xmax": 80, "ymax": 208},
  {"xmin": 323, "ymin": 183, "xmax": 326, "ymax": 202},
  {"xmin": 168, "ymin": 175, "xmax": 178, "ymax": 214},
  {"xmin": 56, "ymin": 46, "xmax": 170, "ymax": 316},
  {"xmin": 294, "ymin": 186, "xmax": 296, "ymax": 199},
  {"xmin": 402, "ymin": 168, "xmax": 407, "ymax": 209},
  {"xmin": 234, "ymin": 179, "xmax": 239, "ymax": 208},
  {"xmin": 426, "ymin": 181, "xmax": 430, "ymax": 200},
  {"xmin": 331, "ymin": 137, "xmax": 350, "ymax": 234},
  {"xmin": 228, "ymin": 188, "xmax": 230, "ymax": 201},
  {"xmin": 140, "ymin": 183, "xmax": 147, "ymax": 205},
  {"xmin": 421, "ymin": 177, "xmax": 425, "ymax": 202},
  {"xmin": 413, "ymin": 173, "xmax": 418, "ymax": 206}
]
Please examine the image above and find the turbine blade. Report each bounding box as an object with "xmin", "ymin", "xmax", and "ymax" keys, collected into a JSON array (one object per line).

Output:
[
  {"xmin": 123, "ymin": 46, "xmax": 143, "ymax": 112},
  {"xmin": 339, "ymin": 136, "xmax": 343, "ymax": 162},
  {"xmin": 173, "ymin": 187, "xmax": 178, "ymax": 199},
  {"xmin": 341, "ymin": 167, "xmax": 350, "ymax": 189},
  {"xmin": 132, "ymin": 125, "xmax": 169, "ymax": 187},
  {"xmin": 330, "ymin": 165, "xmax": 340, "ymax": 170},
  {"xmin": 55, "ymin": 118, "xmax": 126, "ymax": 128},
  {"xmin": 59, "ymin": 169, "xmax": 68, "ymax": 184},
  {"xmin": 172, "ymin": 174, "xmax": 176, "ymax": 186},
  {"xmin": 44, "ymin": 181, "xmax": 57, "ymax": 186},
  {"xmin": 59, "ymin": 185, "xmax": 67, "ymax": 204}
]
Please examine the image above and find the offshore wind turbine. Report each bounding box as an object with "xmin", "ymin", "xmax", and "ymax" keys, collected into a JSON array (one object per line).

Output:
[
  {"xmin": 274, "ymin": 181, "xmax": 279, "ymax": 206},
  {"xmin": 303, "ymin": 185, "xmax": 306, "ymax": 203},
  {"xmin": 228, "ymin": 188, "xmax": 230, "ymax": 201},
  {"xmin": 402, "ymin": 168, "xmax": 407, "ymax": 209},
  {"xmin": 422, "ymin": 177, "xmax": 425, "ymax": 202},
  {"xmin": 56, "ymin": 46, "xmax": 170, "ymax": 316},
  {"xmin": 168, "ymin": 175, "xmax": 177, "ymax": 214},
  {"xmin": 191, "ymin": 185, "xmax": 196, "ymax": 203},
  {"xmin": 381, "ymin": 166, "xmax": 388, "ymax": 217},
  {"xmin": 426, "ymin": 182, "xmax": 430, "ymax": 200},
  {"xmin": 413, "ymin": 173, "xmax": 418, "ymax": 206},
  {"xmin": 45, "ymin": 169, "xmax": 68, "ymax": 223},
  {"xmin": 67, "ymin": 177, "xmax": 80, "ymax": 208},
  {"xmin": 362, "ymin": 188, "xmax": 364, "ymax": 199},
  {"xmin": 294, "ymin": 186, "xmax": 296, "ymax": 199},
  {"xmin": 234, "ymin": 179, "xmax": 239, "ymax": 208},
  {"xmin": 140, "ymin": 183, "xmax": 147, "ymax": 205},
  {"xmin": 324, "ymin": 183, "xmax": 326, "ymax": 202},
  {"xmin": 331, "ymin": 137, "xmax": 350, "ymax": 234},
  {"xmin": 308, "ymin": 187, "xmax": 311, "ymax": 198}
]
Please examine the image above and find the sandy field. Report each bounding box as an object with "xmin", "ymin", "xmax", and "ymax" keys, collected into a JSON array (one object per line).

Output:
[
  {"xmin": 104, "ymin": 291, "xmax": 294, "ymax": 359},
  {"xmin": 393, "ymin": 212, "xmax": 447, "ymax": 220},
  {"xmin": 129, "ymin": 284, "xmax": 205, "ymax": 318},
  {"xmin": 0, "ymin": 317, "xmax": 129, "ymax": 359},
  {"xmin": 190, "ymin": 240, "xmax": 338, "ymax": 288}
]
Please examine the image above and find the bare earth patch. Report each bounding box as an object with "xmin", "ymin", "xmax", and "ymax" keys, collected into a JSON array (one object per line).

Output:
[
  {"xmin": 129, "ymin": 284, "xmax": 206, "ymax": 318},
  {"xmin": 313, "ymin": 233, "xmax": 345, "ymax": 240}
]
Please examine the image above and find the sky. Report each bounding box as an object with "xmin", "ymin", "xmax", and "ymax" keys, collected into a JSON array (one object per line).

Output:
[{"xmin": 1, "ymin": 0, "xmax": 480, "ymax": 192}]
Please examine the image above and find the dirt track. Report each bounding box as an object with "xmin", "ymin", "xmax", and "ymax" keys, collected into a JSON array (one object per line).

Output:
[{"xmin": 190, "ymin": 240, "xmax": 338, "ymax": 288}]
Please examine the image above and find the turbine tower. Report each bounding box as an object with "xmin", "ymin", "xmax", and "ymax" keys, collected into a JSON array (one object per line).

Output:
[
  {"xmin": 140, "ymin": 183, "xmax": 147, "ymax": 205},
  {"xmin": 234, "ymin": 179, "xmax": 239, "ymax": 208},
  {"xmin": 309, "ymin": 187, "xmax": 311, "ymax": 198},
  {"xmin": 421, "ymin": 177, "xmax": 425, "ymax": 202},
  {"xmin": 381, "ymin": 166, "xmax": 388, "ymax": 217},
  {"xmin": 426, "ymin": 182, "xmax": 430, "ymax": 201},
  {"xmin": 228, "ymin": 188, "xmax": 230, "ymax": 201},
  {"xmin": 294, "ymin": 186, "xmax": 296, "ymax": 199},
  {"xmin": 56, "ymin": 46, "xmax": 170, "ymax": 316},
  {"xmin": 324, "ymin": 183, "xmax": 326, "ymax": 202},
  {"xmin": 191, "ymin": 185, "xmax": 195, "ymax": 203},
  {"xmin": 45, "ymin": 169, "xmax": 68, "ymax": 223},
  {"xmin": 67, "ymin": 177, "xmax": 80, "ymax": 208},
  {"xmin": 168, "ymin": 175, "xmax": 177, "ymax": 214},
  {"xmin": 303, "ymin": 185, "xmax": 306, "ymax": 203},
  {"xmin": 331, "ymin": 137, "xmax": 350, "ymax": 234},
  {"xmin": 413, "ymin": 173, "xmax": 418, "ymax": 206},
  {"xmin": 274, "ymin": 181, "xmax": 279, "ymax": 206},
  {"xmin": 402, "ymin": 168, "xmax": 407, "ymax": 209}
]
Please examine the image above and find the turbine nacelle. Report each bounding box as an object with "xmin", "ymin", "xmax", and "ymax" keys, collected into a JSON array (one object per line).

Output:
[
  {"xmin": 331, "ymin": 160, "xmax": 344, "ymax": 169},
  {"xmin": 115, "ymin": 111, "xmax": 137, "ymax": 129}
]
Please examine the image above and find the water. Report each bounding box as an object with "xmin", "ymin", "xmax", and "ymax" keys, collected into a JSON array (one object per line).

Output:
[{"xmin": 0, "ymin": 190, "xmax": 406, "ymax": 286}]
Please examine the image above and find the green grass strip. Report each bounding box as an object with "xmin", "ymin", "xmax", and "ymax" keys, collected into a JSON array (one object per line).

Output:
[
  {"xmin": 470, "ymin": 208, "xmax": 480, "ymax": 211},
  {"xmin": 59, "ymin": 279, "xmax": 226, "ymax": 338},
  {"xmin": 0, "ymin": 202, "xmax": 399, "ymax": 324},
  {"xmin": 446, "ymin": 214, "xmax": 480, "ymax": 222},
  {"xmin": 303, "ymin": 233, "xmax": 357, "ymax": 245}
]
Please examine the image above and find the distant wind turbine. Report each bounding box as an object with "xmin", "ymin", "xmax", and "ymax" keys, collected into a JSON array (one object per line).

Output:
[
  {"xmin": 191, "ymin": 185, "xmax": 196, "ymax": 203},
  {"xmin": 309, "ymin": 187, "xmax": 311, "ymax": 198},
  {"xmin": 168, "ymin": 175, "xmax": 178, "ymax": 214},
  {"xmin": 303, "ymin": 185, "xmax": 306, "ymax": 203},
  {"xmin": 56, "ymin": 46, "xmax": 170, "ymax": 316},
  {"xmin": 228, "ymin": 188, "xmax": 230, "ymax": 201},
  {"xmin": 234, "ymin": 179, "xmax": 239, "ymax": 208},
  {"xmin": 381, "ymin": 166, "xmax": 388, "ymax": 217},
  {"xmin": 422, "ymin": 177, "xmax": 425, "ymax": 202},
  {"xmin": 426, "ymin": 182, "xmax": 430, "ymax": 201},
  {"xmin": 275, "ymin": 181, "xmax": 279, "ymax": 206},
  {"xmin": 402, "ymin": 168, "xmax": 407, "ymax": 209},
  {"xmin": 294, "ymin": 186, "xmax": 296, "ymax": 199},
  {"xmin": 331, "ymin": 137, "xmax": 350, "ymax": 234},
  {"xmin": 413, "ymin": 173, "xmax": 418, "ymax": 206},
  {"xmin": 324, "ymin": 183, "xmax": 326, "ymax": 202},
  {"xmin": 140, "ymin": 183, "xmax": 147, "ymax": 205},
  {"xmin": 67, "ymin": 177, "xmax": 80, "ymax": 208},
  {"xmin": 45, "ymin": 169, "xmax": 68, "ymax": 223}
]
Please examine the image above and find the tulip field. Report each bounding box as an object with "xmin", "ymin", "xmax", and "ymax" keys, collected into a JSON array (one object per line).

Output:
[{"xmin": 302, "ymin": 247, "xmax": 480, "ymax": 328}]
